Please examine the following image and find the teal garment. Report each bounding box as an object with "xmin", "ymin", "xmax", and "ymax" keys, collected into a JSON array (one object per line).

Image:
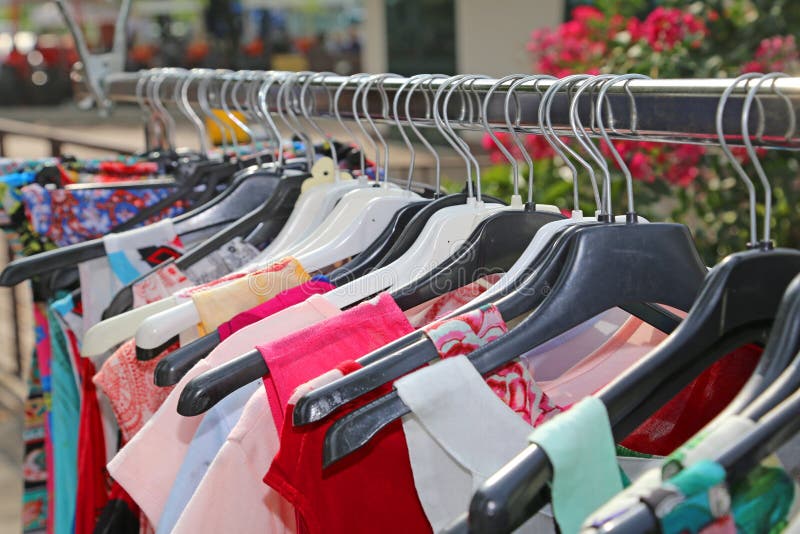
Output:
[
  {"xmin": 47, "ymin": 305, "xmax": 80, "ymax": 534},
  {"xmin": 729, "ymin": 464, "xmax": 794, "ymax": 533},
  {"xmin": 656, "ymin": 460, "xmax": 727, "ymax": 534},
  {"xmin": 655, "ymin": 460, "xmax": 795, "ymax": 534},
  {"xmin": 528, "ymin": 396, "xmax": 623, "ymax": 534}
]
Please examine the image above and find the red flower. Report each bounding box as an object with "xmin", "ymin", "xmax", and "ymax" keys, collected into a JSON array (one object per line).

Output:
[
  {"xmin": 742, "ymin": 35, "xmax": 799, "ymax": 73},
  {"xmin": 640, "ymin": 7, "xmax": 707, "ymax": 52}
]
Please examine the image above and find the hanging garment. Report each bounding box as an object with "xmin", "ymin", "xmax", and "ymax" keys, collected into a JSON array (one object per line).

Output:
[
  {"xmin": 181, "ymin": 237, "xmax": 262, "ymax": 286},
  {"xmin": 47, "ymin": 305, "xmax": 81, "ymax": 534},
  {"xmin": 107, "ymin": 294, "xmax": 341, "ymax": 525},
  {"xmin": 21, "ymin": 307, "xmax": 51, "ymax": 534},
  {"xmin": 108, "ymin": 277, "xmax": 500, "ymax": 527},
  {"xmin": 216, "ymin": 276, "xmax": 335, "ymax": 340},
  {"xmin": 79, "ymin": 220, "xmax": 186, "ymax": 332},
  {"xmin": 167, "ymin": 386, "xmax": 298, "ymax": 534},
  {"xmin": 648, "ymin": 460, "xmax": 795, "ymax": 534},
  {"xmin": 395, "ymin": 356, "xmax": 658, "ymax": 533},
  {"xmin": 154, "ymin": 380, "xmax": 262, "ymax": 534},
  {"xmin": 74, "ymin": 358, "xmax": 108, "ymax": 534},
  {"xmin": 132, "ymin": 264, "xmax": 194, "ymax": 308},
  {"xmin": 191, "ymin": 256, "xmax": 311, "ymax": 332},
  {"xmin": 21, "ymin": 183, "xmax": 187, "ymax": 247}
]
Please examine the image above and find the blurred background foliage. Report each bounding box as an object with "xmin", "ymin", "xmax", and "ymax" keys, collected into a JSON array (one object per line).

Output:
[{"xmin": 447, "ymin": 0, "xmax": 800, "ymax": 265}]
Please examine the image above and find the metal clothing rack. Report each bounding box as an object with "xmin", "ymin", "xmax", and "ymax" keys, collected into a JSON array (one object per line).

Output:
[{"xmin": 92, "ymin": 71, "xmax": 800, "ymax": 150}]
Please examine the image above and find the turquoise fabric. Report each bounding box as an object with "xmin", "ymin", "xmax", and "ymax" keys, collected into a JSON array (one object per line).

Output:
[
  {"xmin": 528, "ymin": 396, "xmax": 623, "ymax": 534},
  {"xmin": 656, "ymin": 460, "xmax": 795, "ymax": 534},
  {"xmin": 47, "ymin": 305, "xmax": 80, "ymax": 534},
  {"xmin": 658, "ymin": 460, "xmax": 726, "ymax": 534},
  {"xmin": 729, "ymin": 464, "xmax": 794, "ymax": 533}
]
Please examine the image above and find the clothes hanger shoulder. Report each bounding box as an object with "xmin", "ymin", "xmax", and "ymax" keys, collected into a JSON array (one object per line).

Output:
[
  {"xmin": 174, "ymin": 223, "xmax": 580, "ymax": 417},
  {"xmin": 322, "ymin": 200, "xmax": 509, "ymax": 311},
  {"xmin": 367, "ymin": 192, "xmax": 506, "ymax": 272},
  {"xmin": 318, "ymin": 220, "xmax": 711, "ymax": 466},
  {"xmin": 391, "ymin": 206, "xmax": 564, "ymax": 309},
  {"xmin": 292, "ymin": 186, "xmax": 423, "ymax": 274},
  {"xmin": 327, "ymin": 200, "xmax": 430, "ymax": 284},
  {"xmin": 131, "ymin": 168, "xmax": 310, "ymax": 356},
  {"xmin": 159, "ymin": 194, "xmax": 504, "ymax": 389},
  {"xmin": 463, "ymin": 247, "xmax": 800, "ymax": 534}
]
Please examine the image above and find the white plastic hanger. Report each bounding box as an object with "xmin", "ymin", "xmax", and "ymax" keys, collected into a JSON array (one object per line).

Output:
[
  {"xmin": 80, "ymin": 71, "xmax": 225, "ymax": 357},
  {"xmin": 252, "ymin": 72, "xmax": 365, "ymax": 258},
  {"xmin": 81, "ymin": 71, "xmax": 304, "ymax": 356},
  {"xmin": 323, "ymin": 74, "xmax": 514, "ymax": 309},
  {"xmin": 470, "ymin": 74, "xmax": 645, "ymax": 307},
  {"xmin": 133, "ymin": 73, "xmax": 419, "ymax": 351},
  {"xmin": 292, "ymin": 73, "xmax": 423, "ymax": 272},
  {"xmin": 262, "ymin": 73, "xmax": 391, "ymax": 261}
]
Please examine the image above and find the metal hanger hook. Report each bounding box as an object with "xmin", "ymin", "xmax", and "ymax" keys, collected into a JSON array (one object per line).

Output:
[
  {"xmin": 177, "ymin": 69, "xmax": 212, "ymax": 157},
  {"xmin": 348, "ymin": 74, "xmax": 379, "ymax": 178},
  {"xmin": 301, "ymin": 72, "xmax": 338, "ymax": 166},
  {"xmin": 148, "ymin": 69, "xmax": 177, "ymax": 151},
  {"xmin": 540, "ymin": 75, "xmax": 601, "ymax": 214},
  {"xmin": 742, "ymin": 72, "xmax": 790, "ymax": 246},
  {"xmin": 218, "ymin": 72, "xmax": 241, "ymax": 154},
  {"xmin": 716, "ymin": 73, "xmax": 763, "ymax": 247},
  {"xmin": 363, "ymin": 73, "xmax": 401, "ymax": 184},
  {"xmin": 333, "ymin": 73, "xmax": 371, "ymax": 178},
  {"xmin": 228, "ymin": 71, "xmax": 260, "ymax": 159},
  {"xmin": 506, "ymin": 75, "xmax": 557, "ymax": 205},
  {"xmin": 570, "ymin": 75, "xmax": 616, "ymax": 213},
  {"xmin": 482, "ymin": 74, "xmax": 529, "ymax": 197},
  {"xmin": 392, "ymin": 74, "xmax": 425, "ymax": 190},
  {"xmin": 406, "ymin": 74, "xmax": 448, "ymax": 194},
  {"xmin": 195, "ymin": 69, "xmax": 231, "ymax": 156},
  {"xmin": 596, "ymin": 73, "xmax": 652, "ymax": 219},
  {"xmin": 254, "ymin": 71, "xmax": 284, "ymax": 165},
  {"xmin": 208, "ymin": 69, "xmax": 241, "ymax": 154},
  {"xmin": 283, "ymin": 72, "xmax": 316, "ymax": 163},
  {"xmin": 440, "ymin": 75, "xmax": 491, "ymax": 202}
]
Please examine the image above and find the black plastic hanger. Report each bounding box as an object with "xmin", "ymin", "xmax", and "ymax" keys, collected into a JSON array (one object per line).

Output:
[
  {"xmin": 313, "ymin": 74, "xmax": 714, "ymax": 466},
  {"xmin": 461, "ymin": 72, "xmax": 800, "ymax": 533},
  {"xmin": 320, "ymin": 219, "xmax": 710, "ymax": 462},
  {"xmin": 171, "ymin": 73, "xmax": 530, "ymax": 412},
  {"xmin": 153, "ymin": 200, "xmax": 431, "ymax": 384},
  {"xmin": 465, "ymin": 247, "xmax": 800, "ymax": 534},
  {"xmin": 287, "ymin": 75, "xmax": 689, "ymax": 429},
  {"xmin": 153, "ymin": 191, "xmax": 508, "ymax": 386},
  {"xmin": 284, "ymin": 75, "xmax": 679, "ymax": 432},
  {"xmin": 599, "ymin": 368, "xmax": 800, "ymax": 534}
]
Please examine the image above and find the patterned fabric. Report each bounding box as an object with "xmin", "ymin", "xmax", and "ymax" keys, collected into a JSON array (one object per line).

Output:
[
  {"xmin": 182, "ymin": 236, "xmax": 261, "ymax": 285},
  {"xmin": 132, "ymin": 264, "xmax": 194, "ymax": 308},
  {"xmin": 404, "ymin": 274, "xmax": 503, "ymax": 328},
  {"xmin": 21, "ymin": 183, "xmax": 187, "ymax": 246},
  {"xmin": 637, "ymin": 460, "xmax": 794, "ymax": 534},
  {"xmin": 648, "ymin": 460, "xmax": 729, "ymax": 534},
  {"xmin": 422, "ymin": 303, "xmax": 564, "ymax": 426},
  {"xmin": 728, "ymin": 464, "xmax": 795, "ymax": 533},
  {"xmin": 22, "ymin": 307, "xmax": 51, "ymax": 533},
  {"xmin": 92, "ymin": 339, "xmax": 177, "ymax": 443}
]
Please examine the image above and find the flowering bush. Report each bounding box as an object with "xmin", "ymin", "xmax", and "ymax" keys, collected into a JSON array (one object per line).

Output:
[{"xmin": 476, "ymin": 0, "xmax": 800, "ymax": 263}]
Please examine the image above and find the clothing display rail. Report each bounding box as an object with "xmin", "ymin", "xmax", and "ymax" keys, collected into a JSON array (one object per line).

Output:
[
  {"xmin": 96, "ymin": 70, "xmax": 800, "ymax": 148},
  {"xmin": 8, "ymin": 61, "xmax": 800, "ymax": 534}
]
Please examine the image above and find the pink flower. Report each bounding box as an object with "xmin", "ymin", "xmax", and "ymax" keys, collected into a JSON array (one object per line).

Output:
[
  {"xmin": 641, "ymin": 7, "xmax": 707, "ymax": 52},
  {"xmin": 742, "ymin": 35, "xmax": 799, "ymax": 73}
]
